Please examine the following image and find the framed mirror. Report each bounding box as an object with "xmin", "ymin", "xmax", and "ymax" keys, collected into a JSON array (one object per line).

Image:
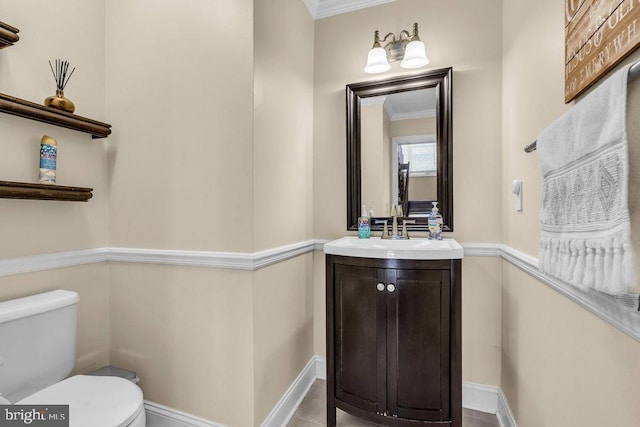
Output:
[{"xmin": 346, "ymin": 67, "xmax": 453, "ymax": 231}]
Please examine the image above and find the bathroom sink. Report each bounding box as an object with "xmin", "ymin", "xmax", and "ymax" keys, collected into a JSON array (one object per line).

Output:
[{"xmin": 323, "ymin": 236, "xmax": 463, "ymax": 260}]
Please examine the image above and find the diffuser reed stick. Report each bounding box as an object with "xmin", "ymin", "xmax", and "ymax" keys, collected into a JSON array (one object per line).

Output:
[
  {"xmin": 44, "ymin": 59, "xmax": 76, "ymax": 113},
  {"xmin": 48, "ymin": 59, "xmax": 75, "ymax": 91}
]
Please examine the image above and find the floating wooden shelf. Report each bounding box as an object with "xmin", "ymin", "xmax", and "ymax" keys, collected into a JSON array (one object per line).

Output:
[
  {"xmin": 0, "ymin": 93, "xmax": 111, "ymax": 138},
  {"xmin": 0, "ymin": 22, "xmax": 19, "ymax": 49},
  {"xmin": 0, "ymin": 181, "xmax": 93, "ymax": 202}
]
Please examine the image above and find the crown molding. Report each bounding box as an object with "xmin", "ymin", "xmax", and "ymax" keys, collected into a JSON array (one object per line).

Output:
[
  {"xmin": 302, "ymin": 0, "xmax": 319, "ymax": 18},
  {"xmin": 305, "ymin": 0, "xmax": 396, "ymax": 20},
  {"xmin": 361, "ymin": 95, "xmax": 386, "ymax": 106}
]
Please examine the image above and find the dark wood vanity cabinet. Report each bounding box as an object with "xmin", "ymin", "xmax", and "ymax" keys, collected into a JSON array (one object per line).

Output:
[{"xmin": 326, "ymin": 255, "xmax": 461, "ymax": 426}]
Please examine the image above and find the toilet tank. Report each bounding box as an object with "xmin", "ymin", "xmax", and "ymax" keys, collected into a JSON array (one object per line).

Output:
[{"xmin": 0, "ymin": 290, "xmax": 79, "ymax": 403}]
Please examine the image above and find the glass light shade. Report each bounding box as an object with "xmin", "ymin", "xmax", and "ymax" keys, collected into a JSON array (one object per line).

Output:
[
  {"xmin": 400, "ymin": 40, "xmax": 429, "ymax": 69},
  {"xmin": 364, "ymin": 47, "xmax": 391, "ymax": 73}
]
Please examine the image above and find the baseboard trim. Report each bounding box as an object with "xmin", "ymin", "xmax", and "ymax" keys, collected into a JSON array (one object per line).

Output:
[
  {"xmin": 144, "ymin": 400, "xmax": 226, "ymax": 427},
  {"xmin": 260, "ymin": 356, "xmax": 317, "ymax": 427},
  {"xmin": 140, "ymin": 358, "xmax": 517, "ymax": 427},
  {"xmin": 311, "ymin": 357, "xmax": 516, "ymax": 425},
  {"xmin": 314, "ymin": 355, "xmax": 327, "ymax": 380},
  {"xmin": 462, "ymin": 381, "xmax": 499, "ymax": 413},
  {"xmin": 461, "ymin": 381, "xmax": 517, "ymax": 426},
  {"xmin": 496, "ymin": 388, "xmax": 518, "ymax": 427}
]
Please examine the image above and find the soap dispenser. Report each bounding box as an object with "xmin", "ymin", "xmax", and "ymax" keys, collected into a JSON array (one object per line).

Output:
[
  {"xmin": 428, "ymin": 201, "xmax": 443, "ymax": 240},
  {"xmin": 358, "ymin": 204, "xmax": 371, "ymax": 239}
]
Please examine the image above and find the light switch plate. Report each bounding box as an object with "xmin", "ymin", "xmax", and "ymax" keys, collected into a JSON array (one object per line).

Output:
[{"xmin": 512, "ymin": 180, "xmax": 523, "ymax": 212}]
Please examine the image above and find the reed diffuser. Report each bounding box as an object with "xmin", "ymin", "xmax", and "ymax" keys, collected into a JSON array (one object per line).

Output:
[{"xmin": 44, "ymin": 59, "xmax": 76, "ymax": 113}]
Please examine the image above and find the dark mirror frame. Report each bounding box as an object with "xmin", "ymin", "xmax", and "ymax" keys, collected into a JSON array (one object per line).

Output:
[{"xmin": 346, "ymin": 67, "xmax": 453, "ymax": 232}]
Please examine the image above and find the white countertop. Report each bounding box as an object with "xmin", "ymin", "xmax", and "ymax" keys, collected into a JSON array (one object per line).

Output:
[{"xmin": 323, "ymin": 236, "xmax": 463, "ymax": 260}]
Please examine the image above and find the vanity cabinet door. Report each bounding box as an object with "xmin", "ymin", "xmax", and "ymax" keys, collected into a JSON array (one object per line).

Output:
[
  {"xmin": 386, "ymin": 268, "xmax": 451, "ymax": 421},
  {"xmin": 327, "ymin": 255, "xmax": 461, "ymax": 427},
  {"xmin": 333, "ymin": 263, "xmax": 387, "ymax": 415}
]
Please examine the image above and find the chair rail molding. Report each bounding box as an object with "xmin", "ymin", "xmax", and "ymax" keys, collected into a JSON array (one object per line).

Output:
[{"xmin": 2, "ymin": 240, "xmax": 639, "ymax": 343}]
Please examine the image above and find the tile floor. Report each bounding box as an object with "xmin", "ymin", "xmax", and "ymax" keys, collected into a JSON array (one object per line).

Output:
[{"xmin": 288, "ymin": 380, "xmax": 499, "ymax": 427}]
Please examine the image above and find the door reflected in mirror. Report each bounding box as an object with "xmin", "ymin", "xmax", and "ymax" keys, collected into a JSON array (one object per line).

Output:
[{"xmin": 346, "ymin": 68, "xmax": 453, "ymax": 231}]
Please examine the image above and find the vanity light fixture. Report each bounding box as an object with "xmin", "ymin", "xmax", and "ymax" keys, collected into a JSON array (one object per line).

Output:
[{"xmin": 364, "ymin": 23, "xmax": 429, "ymax": 74}]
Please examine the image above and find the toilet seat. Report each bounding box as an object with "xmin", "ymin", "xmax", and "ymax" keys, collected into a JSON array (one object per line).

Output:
[{"xmin": 17, "ymin": 375, "xmax": 144, "ymax": 427}]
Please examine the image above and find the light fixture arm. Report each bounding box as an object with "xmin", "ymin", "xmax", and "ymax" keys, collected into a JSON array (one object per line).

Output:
[
  {"xmin": 399, "ymin": 29, "xmax": 412, "ymax": 41},
  {"xmin": 371, "ymin": 23, "xmax": 421, "ymax": 51},
  {"xmin": 372, "ymin": 30, "xmax": 398, "ymax": 49}
]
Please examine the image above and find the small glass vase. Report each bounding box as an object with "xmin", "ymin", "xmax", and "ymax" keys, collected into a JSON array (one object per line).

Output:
[{"xmin": 44, "ymin": 89, "xmax": 75, "ymax": 113}]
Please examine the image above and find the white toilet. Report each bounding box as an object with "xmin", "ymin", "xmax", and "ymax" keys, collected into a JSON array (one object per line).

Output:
[{"xmin": 0, "ymin": 290, "xmax": 146, "ymax": 427}]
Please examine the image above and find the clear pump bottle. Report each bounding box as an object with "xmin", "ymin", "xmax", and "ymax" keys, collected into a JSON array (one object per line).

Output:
[
  {"xmin": 358, "ymin": 204, "xmax": 371, "ymax": 239},
  {"xmin": 428, "ymin": 202, "xmax": 443, "ymax": 240}
]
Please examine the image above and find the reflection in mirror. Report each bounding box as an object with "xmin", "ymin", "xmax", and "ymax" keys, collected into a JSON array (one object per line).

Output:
[
  {"xmin": 346, "ymin": 68, "xmax": 453, "ymax": 231},
  {"xmin": 361, "ymin": 88, "xmax": 437, "ymax": 218}
]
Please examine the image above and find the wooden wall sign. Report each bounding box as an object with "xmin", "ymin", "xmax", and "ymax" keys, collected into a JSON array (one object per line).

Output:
[{"xmin": 565, "ymin": 0, "xmax": 640, "ymax": 102}]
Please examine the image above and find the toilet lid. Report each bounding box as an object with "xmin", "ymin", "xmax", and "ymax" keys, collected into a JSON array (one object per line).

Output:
[{"xmin": 17, "ymin": 375, "xmax": 144, "ymax": 427}]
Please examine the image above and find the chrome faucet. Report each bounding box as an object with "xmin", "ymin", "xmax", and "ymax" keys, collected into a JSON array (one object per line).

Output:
[
  {"xmin": 391, "ymin": 205, "xmax": 399, "ymax": 237},
  {"xmin": 376, "ymin": 205, "xmax": 414, "ymax": 239},
  {"xmin": 375, "ymin": 219, "xmax": 390, "ymax": 238}
]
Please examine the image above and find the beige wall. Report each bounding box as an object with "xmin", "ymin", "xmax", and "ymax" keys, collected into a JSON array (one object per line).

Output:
[
  {"xmin": 383, "ymin": 106, "xmax": 391, "ymax": 214},
  {"xmin": 0, "ymin": 0, "xmax": 108, "ymax": 257},
  {"xmin": 106, "ymin": 0, "xmax": 255, "ymax": 253},
  {"xmin": 252, "ymin": 0, "xmax": 315, "ymax": 424},
  {"xmin": 312, "ymin": 0, "xmax": 504, "ymax": 388},
  {"xmin": 253, "ymin": 0, "xmax": 314, "ymax": 251},
  {"xmin": 409, "ymin": 176, "xmax": 437, "ymax": 200},
  {"xmin": 0, "ymin": 0, "xmax": 110, "ymax": 377},
  {"xmin": 104, "ymin": 3, "xmax": 257, "ymax": 424},
  {"xmin": 390, "ymin": 116, "xmax": 436, "ymax": 138},
  {"xmin": 104, "ymin": 0, "xmax": 315, "ymax": 425},
  {"xmin": 361, "ymin": 102, "xmax": 387, "ymax": 215},
  {"xmin": 109, "ymin": 263, "xmax": 255, "ymax": 427},
  {"xmin": 253, "ymin": 255, "xmax": 314, "ymax": 424},
  {"xmin": 502, "ymin": 267, "xmax": 640, "ymax": 426},
  {"xmin": 501, "ymin": 0, "xmax": 640, "ymax": 425}
]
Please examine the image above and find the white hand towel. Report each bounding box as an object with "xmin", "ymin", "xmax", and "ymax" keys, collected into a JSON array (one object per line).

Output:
[{"xmin": 538, "ymin": 64, "xmax": 635, "ymax": 296}]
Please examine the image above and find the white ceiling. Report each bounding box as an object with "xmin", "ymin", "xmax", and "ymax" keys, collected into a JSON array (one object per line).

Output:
[
  {"xmin": 303, "ymin": 0, "xmax": 396, "ymax": 20},
  {"xmin": 384, "ymin": 88, "xmax": 437, "ymax": 121},
  {"xmin": 361, "ymin": 89, "xmax": 437, "ymax": 121}
]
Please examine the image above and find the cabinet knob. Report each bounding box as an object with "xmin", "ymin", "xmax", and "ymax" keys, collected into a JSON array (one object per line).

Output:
[
  {"xmin": 387, "ymin": 284, "xmax": 396, "ymax": 292},
  {"xmin": 376, "ymin": 283, "xmax": 385, "ymax": 291}
]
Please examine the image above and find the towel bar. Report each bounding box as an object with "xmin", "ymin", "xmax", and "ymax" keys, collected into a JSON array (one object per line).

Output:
[{"xmin": 524, "ymin": 61, "xmax": 640, "ymax": 153}]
